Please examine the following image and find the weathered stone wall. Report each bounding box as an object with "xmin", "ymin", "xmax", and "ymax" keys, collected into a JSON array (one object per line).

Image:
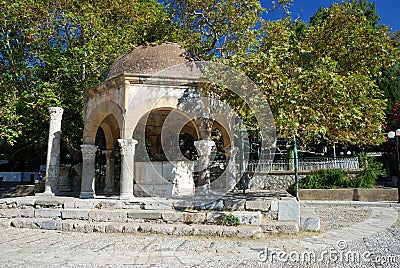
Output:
[{"xmin": 249, "ymin": 172, "xmax": 306, "ymax": 192}]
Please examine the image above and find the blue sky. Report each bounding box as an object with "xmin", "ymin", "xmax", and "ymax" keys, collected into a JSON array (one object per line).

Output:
[{"xmin": 260, "ymin": 0, "xmax": 399, "ymax": 32}]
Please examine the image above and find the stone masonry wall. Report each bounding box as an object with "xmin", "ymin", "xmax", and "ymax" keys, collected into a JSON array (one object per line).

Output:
[{"xmin": 249, "ymin": 173, "xmax": 306, "ymax": 192}]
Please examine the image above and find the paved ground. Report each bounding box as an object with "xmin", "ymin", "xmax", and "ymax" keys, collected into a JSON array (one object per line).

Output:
[{"xmin": 0, "ymin": 204, "xmax": 399, "ymax": 267}]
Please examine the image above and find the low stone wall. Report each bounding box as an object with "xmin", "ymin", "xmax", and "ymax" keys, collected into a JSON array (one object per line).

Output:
[
  {"xmin": 299, "ymin": 189, "xmax": 354, "ymax": 201},
  {"xmin": 249, "ymin": 172, "xmax": 305, "ymax": 192},
  {"xmin": 299, "ymin": 188, "xmax": 399, "ymax": 201}
]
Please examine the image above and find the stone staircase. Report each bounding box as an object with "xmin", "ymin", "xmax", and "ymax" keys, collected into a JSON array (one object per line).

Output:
[{"xmin": 0, "ymin": 192, "xmax": 318, "ymax": 238}]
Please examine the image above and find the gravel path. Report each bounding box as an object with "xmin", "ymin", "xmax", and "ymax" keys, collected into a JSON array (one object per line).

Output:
[
  {"xmin": 310, "ymin": 205, "xmax": 372, "ymax": 231},
  {"xmin": 0, "ymin": 205, "xmax": 398, "ymax": 268}
]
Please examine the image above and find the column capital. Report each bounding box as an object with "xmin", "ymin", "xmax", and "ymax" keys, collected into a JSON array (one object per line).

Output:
[
  {"xmin": 81, "ymin": 144, "xmax": 98, "ymax": 158},
  {"xmin": 118, "ymin": 139, "xmax": 138, "ymax": 156},
  {"xmin": 194, "ymin": 139, "xmax": 215, "ymax": 156},
  {"xmin": 48, "ymin": 107, "xmax": 64, "ymax": 121}
]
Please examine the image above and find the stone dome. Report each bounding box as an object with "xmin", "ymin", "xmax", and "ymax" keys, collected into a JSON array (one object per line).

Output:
[{"xmin": 106, "ymin": 42, "xmax": 196, "ymax": 79}]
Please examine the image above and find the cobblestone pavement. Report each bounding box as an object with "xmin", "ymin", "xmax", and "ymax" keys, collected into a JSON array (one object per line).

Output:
[{"xmin": 0, "ymin": 206, "xmax": 399, "ymax": 268}]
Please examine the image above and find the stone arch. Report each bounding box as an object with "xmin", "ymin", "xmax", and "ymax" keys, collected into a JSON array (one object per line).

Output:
[
  {"xmin": 124, "ymin": 96, "xmax": 199, "ymax": 139},
  {"xmin": 211, "ymin": 121, "xmax": 232, "ymax": 149},
  {"xmin": 133, "ymin": 106, "xmax": 200, "ymax": 162},
  {"xmin": 83, "ymin": 101, "xmax": 124, "ymax": 145}
]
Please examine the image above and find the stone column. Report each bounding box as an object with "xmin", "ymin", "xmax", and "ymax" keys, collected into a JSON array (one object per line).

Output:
[
  {"xmin": 103, "ymin": 149, "xmax": 115, "ymax": 194},
  {"xmin": 194, "ymin": 139, "xmax": 215, "ymax": 195},
  {"xmin": 118, "ymin": 139, "xmax": 138, "ymax": 200},
  {"xmin": 79, "ymin": 144, "xmax": 98, "ymax": 199},
  {"xmin": 39, "ymin": 107, "xmax": 64, "ymax": 196},
  {"xmin": 225, "ymin": 147, "xmax": 239, "ymax": 190}
]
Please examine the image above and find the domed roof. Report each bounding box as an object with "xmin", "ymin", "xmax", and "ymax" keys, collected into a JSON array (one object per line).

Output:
[{"xmin": 106, "ymin": 42, "xmax": 196, "ymax": 79}]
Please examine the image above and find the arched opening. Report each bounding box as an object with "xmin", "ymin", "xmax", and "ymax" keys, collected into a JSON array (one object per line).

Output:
[{"xmin": 133, "ymin": 108, "xmax": 199, "ymax": 162}]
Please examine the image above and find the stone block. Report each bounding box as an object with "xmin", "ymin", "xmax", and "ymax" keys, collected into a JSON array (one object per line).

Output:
[
  {"xmin": 221, "ymin": 226, "xmax": 237, "ymax": 236},
  {"xmin": 301, "ymin": 217, "xmax": 320, "ymax": 231},
  {"xmin": 40, "ymin": 220, "xmax": 59, "ymax": 230},
  {"xmin": 123, "ymin": 223, "xmax": 140, "ymax": 233},
  {"xmin": 11, "ymin": 218, "xmax": 40, "ymax": 229},
  {"xmin": 20, "ymin": 209, "xmax": 35, "ymax": 218},
  {"xmin": 34, "ymin": 199, "xmax": 64, "ymax": 208},
  {"xmin": 149, "ymin": 224, "xmax": 176, "ymax": 235},
  {"xmin": 161, "ymin": 212, "xmax": 184, "ymax": 223},
  {"xmin": 16, "ymin": 199, "xmax": 35, "ymax": 207},
  {"xmin": 0, "ymin": 209, "xmax": 19, "ymax": 218},
  {"xmin": 83, "ymin": 223, "xmax": 95, "ymax": 232},
  {"xmin": 10, "ymin": 218, "xmax": 25, "ymax": 228},
  {"xmin": 194, "ymin": 199, "xmax": 224, "ymax": 210},
  {"xmin": 173, "ymin": 224, "xmax": 193, "ymax": 236},
  {"xmin": 245, "ymin": 200, "xmax": 271, "ymax": 212},
  {"xmin": 74, "ymin": 199, "xmax": 101, "ymax": 209},
  {"xmin": 61, "ymin": 209, "xmax": 89, "ymax": 220},
  {"xmin": 300, "ymin": 207, "xmax": 320, "ymax": 231},
  {"xmin": 183, "ymin": 212, "xmax": 206, "ymax": 224},
  {"xmin": 95, "ymin": 201, "xmax": 124, "ymax": 209},
  {"xmin": 270, "ymin": 200, "xmax": 279, "ymax": 211},
  {"xmin": 206, "ymin": 211, "xmax": 262, "ymax": 225},
  {"xmin": 138, "ymin": 223, "xmax": 154, "ymax": 233},
  {"xmin": 56, "ymin": 221, "xmax": 74, "ymax": 232},
  {"xmin": 93, "ymin": 223, "xmax": 107, "ymax": 233},
  {"xmin": 278, "ymin": 199, "xmax": 300, "ymax": 224},
  {"xmin": 354, "ymin": 188, "xmax": 398, "ymax": 202},
  {"xmin": 0, "ymin": 218, "xmax": 11, "ymax": 227},
  {"xmin": 73, "ymin": 222, "xmax": 86, "ymax": 232},
  {"xmin": 34, "ymin": 209, "xmax": 61, "ymax": 218},
  {"xmin": 88, "ymin": 210, "xmax": 127, "ymax": 222},
  {"xmin": 173, "ymin": 200, "xmax": 194, "ymax": 210},
  {"xmin": 223, "ymin": 199, "xmax": 246, "ymax": 211},
  {"xmin": 192, "ymin": 224, "xmax": 222, "ymax": 236},
  {"xmin": 105, "ymin": 223, "xmax": 125, "ymax": 233},
  {"xmin": 237, "ymin": 226, "xmax": 262, "ymax": 239},
  {"xmin": 143, "ymin": 200, "xmax": 172, "ymax": 210},
  {"xmin": 299, "ymin": 189, "xmax": 353, "ymax": 201},
  {"xmin": 231, "ymin": 211, "xmax": 262, "ymax": 225},
  {"xmin": 261, "ymin": 221, "xmax": 299, "ymax": 233},
  {"xmin": 122, "ymin": 201, "xmax": 142, "ymax": 209},
  {"xmin": 127, "ymin": 210, "xmax": 162, "ymax": 220}
]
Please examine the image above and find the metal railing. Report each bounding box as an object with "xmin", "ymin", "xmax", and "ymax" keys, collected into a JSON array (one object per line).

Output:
[{"xmin": 245, "ymin": 156, "xmax": 359, "ymax": 172}]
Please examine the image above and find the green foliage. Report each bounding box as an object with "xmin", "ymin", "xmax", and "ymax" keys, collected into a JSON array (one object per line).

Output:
[
  {"xmin": 299, "ymin": 169, "xmax": 351, "ymax": 189},
  {"xmin": 215, "ymin": 213, "xmax": 241, "ymax": 227},
  {"xmin": 165, "ymin": 0, "xmax": 265, "ymax": 58},
  {"xmin": 355, "ymin": 152, "xmax": 386, "ymax": 188},
  {"xmin": 300, "ymin": 154, "xmax": 386, "ymax": 189},
  {"xmin": 0, "ymin": 0, "xmax": 173, "ymax": 168},
  {"xmin": 228, "ymin": 1, "xmax": 399, "ymax": 145}
]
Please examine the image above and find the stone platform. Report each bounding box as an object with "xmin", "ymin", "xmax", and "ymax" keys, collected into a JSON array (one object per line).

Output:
[{"xmin": 0, "ymin": 191, "xmax": 319, "ymax": 237}]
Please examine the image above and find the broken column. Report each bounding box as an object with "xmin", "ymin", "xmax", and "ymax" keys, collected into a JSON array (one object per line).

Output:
[
  {"xmin": 79, "ymin": 144, "xmax": 98, "ymax": 198},
  {"xmin": 118, "ymin": 138, "xmax": 138, "ymax": 200},
  {"xmin": 103, "ymin": 149, "xmax": 115, "ymax": 194},
  {"xmin": 194, "ymin": 139, "xmax": 215, "ymax": 195},
  {"xmin": 225, "ymin": 146, "xmax": 239, "ymax": 191},
  {"xmin": 39, "ymin": 107, "xmax": 64, "ymax": 196}
]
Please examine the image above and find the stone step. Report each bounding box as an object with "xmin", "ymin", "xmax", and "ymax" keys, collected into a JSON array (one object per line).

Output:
[
  {"xmin": 7, "ymin": 217, "xmax": 264, "ymax": 238},
  {"xmin": 0, "ymin": 208, "xmax": 264, "ymax": 226}
]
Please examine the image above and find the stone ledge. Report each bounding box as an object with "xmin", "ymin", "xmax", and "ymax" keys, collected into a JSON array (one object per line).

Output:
[
  {"xmin": 261, "ymin": 221, "xmax": 299, "ymax": 233},
  {"xmin": 7, "ymin": 218, "xmax": 267, "ymax": 238}
]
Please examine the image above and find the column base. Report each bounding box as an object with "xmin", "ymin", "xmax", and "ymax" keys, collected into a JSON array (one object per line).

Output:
[
  {"xmin": 119, "ymin": 193, "xmax": 135, "ymax": 200},
  {"xmin": 35, "ymin": 191, "xmax": 55, "ymax": 197},
  {"xmin": 104, "ymin": 187, "xmax": 115, "ymax": 194},
  {"xmin": 79, "ymin": 192, "xmax": 96, "ymax": 199}
]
